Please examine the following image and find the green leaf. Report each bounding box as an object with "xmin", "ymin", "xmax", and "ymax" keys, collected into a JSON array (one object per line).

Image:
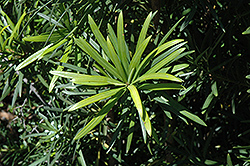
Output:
[
  {"xmin": 42, "ymin": 39, "xmax": 68, "ymax": 56},
  {"xmin": 108, "ymin": 23, "xmax": 118, "ymax": 53},
  {"xmin": 0, "ymin": 9, "xmax": 15, "ymax": 30},
  {"xmin": 152, "ymin": 126, "xmax": 160, "ymax": 144},
  {"xmin": 8, "ymin": 11, "xmax": 26, "ymax": 45},
  {"xmin": 211, "ymin": 81, "xmax": 218, "ymax": 97},
  {"xmin": 23, "ymin": 29, "xmax": 68, "ymax": 42},
  {"xmin": 50, "ymin": 71, "xmax": 125, "ymax": 86},
  {"xmin": 133, "ymin": 73, "xmax": 183, "ymax": 84},
  {"xmin": 117, "ymin": 11, "xmax": 129, "ymax": 72},
  {"xmin": 15, "ymin": 43, "xmax": 53, "ymax": 71},
  {"xmin": 50, "ymin": 71, "xmax": 83, "ymax": 79},
  {"xmin": 146, "ymin": 48, "xmax": 186, "ymax": 74},
  {"xmin": 78, "ymin": 150, "xmax": 87, "ymax": 166},
  {"xmin": 28, "ymin": 156, "xmax": 47, "ymax": 166},
  {"xmin": 152, "ymin": 41, "xmax": 187, "ymax": 67},
  {"xmin": 127, "ymin": 85, "xmax": 152, "ymax": 136},
  {"xmin": 72, "ymin": 76, "xmax": 125, "ymax": 86},
  {"xmin": 242, "ymin": 27, "xmax": 250, "ymax": 35},
  {"xmin": 129, "ymin": 36, "xmax": 151, "ymax": 73},
  {"xmin": 180, "ymin": 110, "xmax": 207, "ymax": 126},
  {"xmin": 106, "ymin": 119, "xmax": 124, "ymax": 153},
  {"xmin": 126, "ymin": 110, "xmax": 136, "ymax": 153},
  {"xmin": 138, "ymin": 83, "xmax": 184, "ymax": 91},
  {"xmin": 0, "ymin": 25, "xmax": 9, "ymax": 48},
  {"xmin": 202, "ymin": 92, "xmax": 214, "ymax": 114},
  {"xmin": 69, "ymin": 87, "xmax": 125, "ymax": 111},
  {"xmin": 227, "ymin": 154, "xmax": 233, "ymax": 166},
  {"xmin": 132, "ymin": 39, "xmax": 184, "ymax": 81},
  {"xmin": 158, "ymin": 16, "xmax": 185, "ymax": 46},
  {"xmin": 49, "ymin": 39, "xmax": 72, "ymax": 92},
  {"xmin": 74, "ymin": 89, "xmax": 125, "ymax": 139},
  {"xmin": 246, "ymin": 75, "xmax": 250, "ymax": 79},
  {"xmin": 74, "ymin": 37, "xmax": 123, "ymax": 80},
  {"xmin": 88, "ymin": 15, "xmax": 110, "ymax": 59},
  {"xmin": 136, "ymin": 12, "xmax": 153, "ymax": 50},
  {"xmin": 107, "ymin": 36, "xmax": 127, "ymax": 81},
  {"xmin": 37, "ymin": 12, "xmax": 65, "ymax": 28}
]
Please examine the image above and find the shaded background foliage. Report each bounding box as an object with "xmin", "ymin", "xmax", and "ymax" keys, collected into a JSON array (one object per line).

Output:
[{"xmin": 0, "ymin": 0, "xmax": 250, "ymax": 165}]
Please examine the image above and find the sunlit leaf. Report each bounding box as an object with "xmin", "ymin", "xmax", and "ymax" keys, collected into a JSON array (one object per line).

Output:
[
  {"xmin": 15, "ymin": 44, "xmax": 53, "ymax": 71},
  {"xmin": 134, "ymin": 73, "xmax": 183, "ymax": 84},
  {"xmin": 136, "ymin": 11, "xmax": 153, "ymax": 50},
  {"xmin": 211, "ymin": 81, "xmax": 218, "ymax": 97},
  {"xmin": 69, "ymin": 87, "xmax": 124, "ymax": 111},
  {"xmin": 242, "ymin": 27, "xmax": 250, "ymax": 35},
  {"xmin": 74, "ymin": 89, "xmax": 125, "ymax": 139},
  {"xmin": 202, "ymin": 92, "xmax": 214, "ymax": 114},
  {"xmin": 180, "ymin": 110, "xmax": 207, "ymax": 126},
  {"xmin": 146, "ymin": 48, "xmax": 186, "ymax": 74},
  {"xmin": 74, "ymin": 37, "xmax": 123, "ymax": 80},
  {"xmin": 117, "ymin": 11, "xmax": 129, "ymax": 72},
  {"xmin": 127, "ymin": 85, "xmax": 152, "ymax": 136},
  {"xmin": 129, "ymin": 36, "xmax": 151, "ymax": 73}
]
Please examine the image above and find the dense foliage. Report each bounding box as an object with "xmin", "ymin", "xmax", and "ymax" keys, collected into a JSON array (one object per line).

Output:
[{"xmin": 1, "ymin": 0, "xmax": 250, "ymax": 165}]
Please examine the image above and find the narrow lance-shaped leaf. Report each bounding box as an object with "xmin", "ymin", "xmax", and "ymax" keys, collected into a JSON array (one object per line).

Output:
[
  {"xmin": 0, "ymin": 9, "xmax": 15, "ymax": 30},
  {"xmin": 15, "ymin": 43, "xmax": 53, "ymax": 71},
  {"xmin": 23, "ymin": 29, "xmax": 68, "ymax": 42},
  {"xmin": 88, "ymin": 15, "xmax": 111, "ymax": 60},
  {"xmin": 201, "ymin": 92, "xmax": 214, "ymax": 114},
  {"xmin": 242, "ymin": 27, "xmax": 250, "ymax": 35},
  {"xmin": 16, "ymin": 38, "xmax": 67, "ymax": 71},
  {"xmin": 127, "ymin": 85, "xmax": 152, "ymax": 136},
  {"xmin": 129, "ymin": 36, "xmax": 151, "ymax": 73},
  {"xmin": 133, "ymin": 39, "xmax": 184, "ymax": 81},
  {"xmin": 74, "ymin": 37, "xmax": 123, "ymax": 81},
  {"xmin": 108, "ymin": 23, "xmax": 119, "ymax": 53},
  {"xmin": 0, "ymin": 25, "xmax": 9, "ymax": 47},
  {"xmin": 74, "ymin": 89, "xmax": 125, "ymax": 140},
  {"xmin": 8, "ymin": 11, "xmax": 26, "ymax": 45},
  {"xmin": 72, "ymin": 76, "xmax": 125, "ymax": 86},
  {"xmin": 180, "ymin": 110, "xmax": 207, "ymax": 126},
  {"xmin": 158, "ymin": 16, "xmax": 185, "ymax": 46},
  {"xmin": 107, "ymin": 36, "xmax": 127, "ymax": 81},
  {"xmin": 37, "ymin": 12, "xmax": 65, "ymax": 28},
  {"xmin": 69, "ymin": 87, "xmax": 125, "ymax": 111},
  {"xmin": 117, "ymin": 11, "xmax": 129, "ymax": 73},
  {"xmin": 138, "ymin": 83, "xmax": 184, "ymax": 91},
  {"xmin": 136, "ymin": 11, "xmax": 153, "ymax": 51},
  {"xmin": 49, "ymin": 39, "xmax": 72, "ymax": 93},
  {"xmin": 146, "ymin": 48, "xmax": 186, "ymax": 74},
  {"xmin": 152, "ymin": 42, "xmax": 187, "ymax": 67},
  {"xmin": 50, "ymin": 71, "xmax": 125, "ymax": 86},
  {"xmin": 126, "ymin": 109, "xmax": 136, "ymax": 153},
  {"xmin": 133, "ymin": 73, "xmax": 183, "ymax": 84}
]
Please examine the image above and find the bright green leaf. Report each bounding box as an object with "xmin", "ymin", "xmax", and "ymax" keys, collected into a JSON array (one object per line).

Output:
[
  {"xmin": 69, "ymin": 87, "xmax": 124, "ymax": 111},
  {"xmin": 133, "ymin": 73, "xmax": 183, "ymax": 84},
  {"xmin": 180, "ymin": 110, "xmax": 207, "ymax": 126},
  {"xmin": 242, "ymin": 27, "xmax": 250, "ymax": 35},
  {"xmin": 127, "ymin": 85, "xmax": 152, "ymax": 136},
  {"xmin": 147, "ymin": 48, "xmax": 186, "ymax": 74},
  {"xmin": 211, "ymin": 81, "xmax": 218, "ymax": 97},
  {"xmin": 15, "ymin": 44, "xmax": 53, "ymax": 71},
  {"xmin": 74, "ymin": 89, "xmax": 125, "ymax": 139}
]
